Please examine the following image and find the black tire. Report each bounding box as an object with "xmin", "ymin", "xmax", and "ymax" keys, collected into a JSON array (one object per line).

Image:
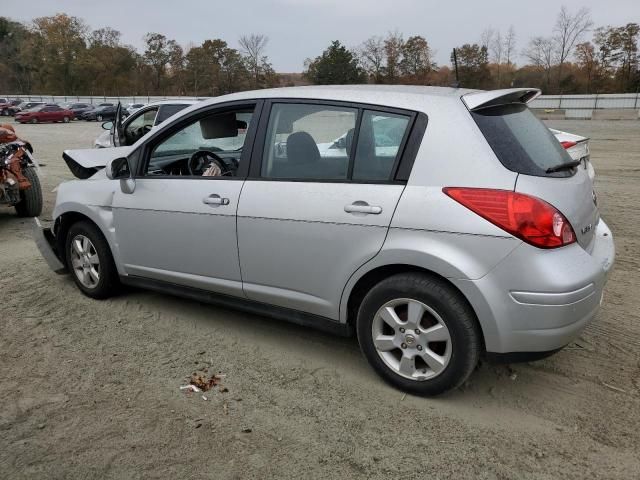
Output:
[
  {"xmin": 30, "ymin": 118, "xmax": 38, "ymax": 124},
  {"xmin": 14, "ymin": 167, "xmax": 43, "ymax": 217},
  {"xmin": 96, "ymin": 115, "xmax": 103, "ymax": 122},
  {"xmin": 356, "ymin": 273, "xmax": 481, "ymax": 396},
  {"xmin": 63, "ymin": 116, "xmax": 70, "ymax": 123},
  {"xmin": 65, "ymin": 221, "xmax": 119, "ymax": 299}
]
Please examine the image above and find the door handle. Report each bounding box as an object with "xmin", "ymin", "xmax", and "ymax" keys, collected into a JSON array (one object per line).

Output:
[
  {"xmin": 344, "ymin": 202, "xmax": 382, "ymax": 215},
  {"xmin": 202, "ymin": 194, "xmax": 230, "ymax": 206}
]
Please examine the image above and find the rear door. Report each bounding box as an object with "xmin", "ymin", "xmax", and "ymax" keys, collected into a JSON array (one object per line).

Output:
[
  {"xmin": 237, "ymin": 100, "xmax": 416, "ymax": 319},
  {"xmin": 470, "ymin": 102, "xmax": 599, "ymax": 250}
]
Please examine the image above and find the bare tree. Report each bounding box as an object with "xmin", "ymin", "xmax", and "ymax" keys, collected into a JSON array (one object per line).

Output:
[
  {"xmin": 553, "ymin": 6, "xmax": 593, "ymax": 90},
  {"xmin": 359, "ymin": 36, "xmax": 385, "ymax": 83},
  {"xmin": 524, "ymin": 36, "xmax": 555, "ymax": 91},
  {"xmin": 239, "ymin": 34, "xmax": 269, "ymax": 88},
  {"xmin": 490, "ymin": 30, "xmax": 504, "ymax": 87},
  {"xmin": 504, "ymin": 26, "xmax": 516, "ymax": 67},
  {"xmin": 480, "ymin": 28, "xmax": 495, "ymax": 51}
]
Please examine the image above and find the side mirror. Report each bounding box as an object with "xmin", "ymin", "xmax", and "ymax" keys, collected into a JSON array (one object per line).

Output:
[
  {"xmin": 106, "ymin": 156, "xmax": 130, "ymax": 180},
  {"xmin": 106, "ymin": 157, "xmax": 135, "ymax": 194},
  {"xmin": 102, "ymin": 121, "xmax": 113, "ymax": 130}
]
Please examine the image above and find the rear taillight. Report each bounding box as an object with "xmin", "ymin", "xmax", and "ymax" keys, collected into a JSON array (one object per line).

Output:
[
  {"xmin": 560, "ymin": 140, "xmax": 576, "ymax": 149},
  {"xmin": 443, "ymin": 187, "xmax": 576, "ymax": 248}
]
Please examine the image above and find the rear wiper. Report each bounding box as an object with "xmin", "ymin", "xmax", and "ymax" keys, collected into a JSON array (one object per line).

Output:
[{"xmin": 546, "ymin": 160, "xmax": 581, "ymax": 173}]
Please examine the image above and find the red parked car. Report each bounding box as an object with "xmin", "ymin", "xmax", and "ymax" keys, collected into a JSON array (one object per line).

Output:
[{"xmin": 15, "ymin": 104, "xmax": 74, "ymax": 124}]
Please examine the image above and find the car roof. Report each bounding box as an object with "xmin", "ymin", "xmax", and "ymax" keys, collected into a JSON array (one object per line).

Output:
[
  {"xmin": 196, "ymin": 85, "xmax": 480, "ymax": 112},
  {"xmin": 145, "ymin": 99, "xmax": 200, "ymax": 107}
]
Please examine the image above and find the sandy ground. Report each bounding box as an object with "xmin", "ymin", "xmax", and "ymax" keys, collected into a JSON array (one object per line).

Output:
[{"xmin": 0, "ymin": 119, "xmax": 639, "ymax": 479}]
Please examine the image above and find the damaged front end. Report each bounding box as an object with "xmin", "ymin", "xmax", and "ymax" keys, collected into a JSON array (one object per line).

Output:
[{"xmin": 32, "ymin": 217, "xmax": 67, "ymax": 274}]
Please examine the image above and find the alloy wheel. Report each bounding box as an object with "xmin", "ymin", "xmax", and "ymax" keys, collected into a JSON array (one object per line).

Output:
[
  {"xmin": 70, "ymin": 234, "xmax": 100, "ymax": 289},
  {"xmin": 371, "ymin": 298, "xmax": 452, "ymax": 381}
]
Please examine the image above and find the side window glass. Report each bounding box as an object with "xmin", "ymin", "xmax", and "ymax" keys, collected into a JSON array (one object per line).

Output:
[
  {"xmin": 352, "ymin": 110, "xmax": 410, "ymax": 181},
  {"xmin": 144, "ymin": 107, "xmax": 255, "ymax": 178},
  {"xmin": 124, "ymin": 108, "xmax": 158, "ymax": 145},
  {"xmin": 261, "ymin": 103, "xmax": 357, "ymax": 180}
]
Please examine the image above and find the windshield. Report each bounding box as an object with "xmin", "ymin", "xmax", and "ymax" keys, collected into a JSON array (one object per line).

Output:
[{"xmin": 471, "ymin": 103, "xmax": 574, "ymax": 177}]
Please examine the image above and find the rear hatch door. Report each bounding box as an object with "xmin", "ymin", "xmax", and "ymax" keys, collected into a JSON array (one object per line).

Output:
[{"xmin": 465, "ymin": 89, "xmax": 599, "ymax": 250}]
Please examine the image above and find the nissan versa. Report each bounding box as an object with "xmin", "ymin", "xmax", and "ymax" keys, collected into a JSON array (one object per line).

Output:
[{"xmin": 33, "ymin": 86, "xmax": 615, "ymax": 395}]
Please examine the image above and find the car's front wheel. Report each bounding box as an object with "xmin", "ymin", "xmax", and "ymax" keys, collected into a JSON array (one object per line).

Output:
[
  {"xmin": 357, "ymin": 273, "xmax": 481, "ymax": 396},
  {"xmin": 96, "ymin": 114, "xmax": 103, "ymax": 122},
  {"xmin": 65, "ymin": 221, "xmax": 119, "ymax": 299},
  {"xmin": 62, "ymin": 116, "xmax": 70, "ymax": 123}
]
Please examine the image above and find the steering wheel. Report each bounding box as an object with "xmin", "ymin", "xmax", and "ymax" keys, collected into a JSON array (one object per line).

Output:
[{"xmin": 187, "ymin": 150, "xmax": 229, "ymax": 176}]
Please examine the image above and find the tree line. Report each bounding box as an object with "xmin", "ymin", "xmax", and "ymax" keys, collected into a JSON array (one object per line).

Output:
[
  {"xmin": 0, "ymin": 14, "xmax": 278, "ymax": 97},
  {"xmin": 0, "ymin": 7, "xmax": 638, "ymax": 97}
]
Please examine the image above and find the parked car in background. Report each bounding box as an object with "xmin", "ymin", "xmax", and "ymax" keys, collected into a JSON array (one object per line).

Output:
[
  {"xmin": 94, "ymin": 100, "xmax": 198, "ymax": 148},
  {"xmin": 15, "ymin": 104, "xmax": 74, "ymax": 124},
  {"xmin": 124, "ymin": 103, "xmax": 146, "ymax": 116},
  {"xmin": 82, "ymin": 105, "xmax": 117, "ymax": 122},
  {"xmin": 8, "ymin": 101, "xmax": 45, "ymax": 116},
  {"xmin": 34, "ymin": 86, "xmax": 614, "ymax": 396},
  {"xmin": 62, "ymin": 103, "xmax": 95, "ymax": 119},
  {"xmin": 550, "ymin": 128, "xmax": 594, "ymax": 181},
  {"xmin": 1, "ymin": 99, "xmax": 22, "ymax": 116}
]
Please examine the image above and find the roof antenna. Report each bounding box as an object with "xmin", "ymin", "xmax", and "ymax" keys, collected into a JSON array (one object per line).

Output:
[{"xmin": 451, "ymin": 48, "xmax": 461, "ymax": 88}]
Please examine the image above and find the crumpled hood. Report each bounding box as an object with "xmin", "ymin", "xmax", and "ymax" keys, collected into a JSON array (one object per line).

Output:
[{"xmin": 63, "ymin": 146, "xmax": 134, "ymax": 179}]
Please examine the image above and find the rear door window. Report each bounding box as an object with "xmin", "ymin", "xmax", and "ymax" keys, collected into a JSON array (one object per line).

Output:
[
  {"xmin": 471, "ymin": 103, "xmax": 574, "ymax": 177},
  {"xmin": 261, "ymin": 103, "xmax": 357, "ymax": 180}
]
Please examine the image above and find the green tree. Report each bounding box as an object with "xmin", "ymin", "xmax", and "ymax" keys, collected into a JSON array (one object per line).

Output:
[
  {"xmin": 32, "ymin": 14, "xmax": 88, "ymax": 95},
  {"xmin": 304, "ymin": 40, "xmax": 364, "ymax": 85},
  {"xmin": 451, "ymin": 44, "xmax": 491, "ymax": 89},
  {"xmin": 143, "ymin": 33, "xmax": 178, "ymax": 93},
  {"xmin": 399, "ymin": 35, "xmax": 435, "ymax": 83}
]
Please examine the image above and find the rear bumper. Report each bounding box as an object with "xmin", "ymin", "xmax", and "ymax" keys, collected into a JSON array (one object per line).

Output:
[
  {"xmin": 454, "ymin": 219, "xmax": 615, "ymax": 353},
  {"xmin": 32, "ymin": 218, "xmax": 67, "ymax": 274}
]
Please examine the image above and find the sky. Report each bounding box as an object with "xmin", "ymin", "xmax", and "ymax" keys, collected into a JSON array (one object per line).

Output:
[{"xmin": 8, "ymin": 0, "xmax": 640, "ymax": 72}]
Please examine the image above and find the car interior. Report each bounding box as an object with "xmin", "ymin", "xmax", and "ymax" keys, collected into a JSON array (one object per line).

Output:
[
  {"xmin": 262, "ymin": 104, "xmax": 410, "ymax": 181},
  {"xmin": 145, "ymin": 108, "xmax": 254, "ymax": 177}
]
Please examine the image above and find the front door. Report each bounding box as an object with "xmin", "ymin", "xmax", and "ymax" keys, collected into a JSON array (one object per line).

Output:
[
  {"xmin": 112, "ymin": 102, "xmax": 260, "ymax": 297},
  {"xmin": 237, "ymin": 101, "xmax": 414, "ymax": 319}
]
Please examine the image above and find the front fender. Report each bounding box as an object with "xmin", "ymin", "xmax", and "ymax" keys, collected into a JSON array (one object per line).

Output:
[{"xmin": 52, "ymin": 180, "xmax": 125, "ymax": 275}]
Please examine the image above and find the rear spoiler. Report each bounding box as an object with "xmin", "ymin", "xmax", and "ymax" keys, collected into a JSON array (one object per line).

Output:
[{"xmin": 462, "ymin": 88, "xmax": 541, "ymax": 111}]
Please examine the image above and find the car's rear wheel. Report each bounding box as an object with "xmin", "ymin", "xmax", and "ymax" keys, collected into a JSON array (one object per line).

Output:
[
  {"xmin": 357, "ymin": 273, "xmax": 481, "ymax": 396},
  {"xmin": 14, "ymin": 167, "xmax": 42, "ymax": 217},
  {"xmin": 63, "ymin": 116, "xmax": 70, "ymax": 123},
  {"xmin": 65, "ymin": 221, "xmax": 119, "ymax": 299},
  {"xmin": 30, "ymin": 118, "xmax": 38, "ymax": 124},
  {"xmin": 96, "ymin": 114, "xmax": 103, "ymax": 122}
]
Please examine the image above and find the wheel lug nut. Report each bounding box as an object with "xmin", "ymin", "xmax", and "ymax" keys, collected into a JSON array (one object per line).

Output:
[
  {"xmin": 399, "ymin": 328, "xmax": 405, "ymax": 333},
  {"xmin": 417, "ymin": 345, "xmax": 423, "ymax": 351},
  {"xmin": 401, "ymin": 343, "xmax": 407, "ymax": 349},
  {"xmin": 414, "ymin": 329, "xmax": 420, "ymax": 335}
]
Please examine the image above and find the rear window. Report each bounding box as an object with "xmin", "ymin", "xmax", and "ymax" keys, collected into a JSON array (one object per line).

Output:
[{"xmin": 471, "ymin": 104, "xmax": 573, "ymax": 177}]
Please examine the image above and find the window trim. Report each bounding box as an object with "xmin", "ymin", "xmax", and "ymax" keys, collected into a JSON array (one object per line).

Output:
[
  {"xmin": 247, "ymin": 98, "xmax": 425, "ymax": 184},
  {"xmin": 133, "ymin": 99, "xmax": 264, "ymax": 181}
]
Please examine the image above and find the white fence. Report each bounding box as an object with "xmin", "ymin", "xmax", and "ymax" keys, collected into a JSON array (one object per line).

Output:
[
  {"xmin": 2, "ymin": 92, "xmax": 638, "ymax": 107},
  {"xmin": 530, "ymin": 93, "xmax": 640, "ymax": 110}
]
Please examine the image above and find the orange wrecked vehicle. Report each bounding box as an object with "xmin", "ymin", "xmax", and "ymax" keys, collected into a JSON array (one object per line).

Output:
[{"xmin": 0, "ymin": 124, "xmax": 42, "ymax": 217}]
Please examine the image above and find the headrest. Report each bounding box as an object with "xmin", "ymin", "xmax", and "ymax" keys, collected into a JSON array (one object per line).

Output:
[{"xmin": 286, "ymin": 131, "xmax": 320, "ymax": 164}]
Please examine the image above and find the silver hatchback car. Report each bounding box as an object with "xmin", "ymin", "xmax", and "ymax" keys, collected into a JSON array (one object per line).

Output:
[{"xmin": 33, "ymin": 86, "xmax": 615, "ymax": 395}]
